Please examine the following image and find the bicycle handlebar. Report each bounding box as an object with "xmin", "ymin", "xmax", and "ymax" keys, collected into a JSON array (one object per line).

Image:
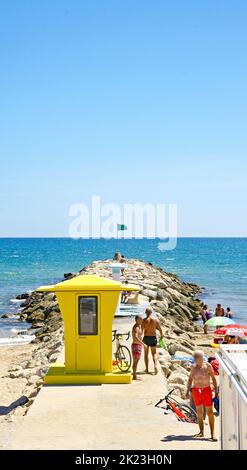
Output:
[
  {"xmin": 166, "ymin": 388, "xmax": 175, "ymax": 398},
  {"xmin": 112, "ymin": 330, "xmax": 130, "ymax": 341},
  {"xmin": 155, "ymin": 389, "xmax": 175, "ymax": 407},
  {"xmin": 155, "ymin": 398, "xmax": 164, "ymax": 407}
]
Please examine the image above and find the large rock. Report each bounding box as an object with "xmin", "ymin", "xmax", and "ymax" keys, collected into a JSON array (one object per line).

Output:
[
  {"xmin": 169, "ymin": 383, "xmax": 187, "ymax": 399},
  {"xmin": 156, "ymin": 289, "xmax": 167, "ymax": 300},
  {"xmin": 168, "ymin": 372, "xmax": 187, "ymax": 385},
  {"xmin": 154, "ymin": 299, "xmax": 169, "ymax": 312},
  {"xmin": 16, "ymin": 292, "xmax": 30, "ymax": 300},
  {"xmin": 27, "ymin": 310, "xmax": 45, "ymax": 323},
  {"xmin": 27, "ymin": 375, "xmax": 43, "ymax": 386},
  {"xmin": 141, "ymin": 289, "xmax": 157, "ymax": 300},
  {"xmin": 158, "ymin": 281, "xmax": 169, "ymax": 289},
  {"xmin": 168, "ymin": 342, "xmax": 193, "ymax": 356},
  {"xmin": 162, "ymin": 364, "xmax": 172, "ymax": 378},
  {"xmin": 1, "ymin": 313, "xmax": 17, "ymax": 319},
  {"xmin": 167, "ymin": 288, "xmax": 187, "ymax": 304}
]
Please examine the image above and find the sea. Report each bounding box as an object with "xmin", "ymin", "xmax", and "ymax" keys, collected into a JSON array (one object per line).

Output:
[{"xmin": 0, "ymin": 238, "xmax": 246, "ymax": 340}]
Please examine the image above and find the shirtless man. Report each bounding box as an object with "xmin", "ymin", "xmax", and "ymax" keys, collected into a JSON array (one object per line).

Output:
[
  {"xmin": 131, "ymin": 315, "xmax": 146, "ymax": 380},
  {"xmin": 186, "ymin": 350, "xmax": 218, "ymax": 441},
  {"xmin": 142, "ymin": 307, "xmax": 163, "ymax": 375},
  {"xmin": 215, "ymin": 304, "xmax": 225, "ymax": 317}
]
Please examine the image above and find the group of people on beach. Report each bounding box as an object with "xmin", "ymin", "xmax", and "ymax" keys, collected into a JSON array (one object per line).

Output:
[{"xmin": 201, "ymin": 303, "xmax": 234, "ymax": 333}]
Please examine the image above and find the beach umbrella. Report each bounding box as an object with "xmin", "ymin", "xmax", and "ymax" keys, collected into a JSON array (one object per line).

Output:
[
  {"xmin": 225, "ymin": 328, "xmax": 246, "ymax": 338},
  {"xmin": 205, "ymin": 317, "xmax": 234, "ymax": 327},
  {"xmin": 214, "ymin": 324, "xmax": 247, "ymax": 337}
]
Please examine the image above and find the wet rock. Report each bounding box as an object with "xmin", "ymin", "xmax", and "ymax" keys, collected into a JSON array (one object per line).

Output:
[
  {"xmin": 31, "ymin": 321, "xmax": 45, "ymax": 329},
  {"xmin": 1, "ymin": 313, "xmax": 16, "ymax": 319},
  {"xmin": 64, "ymin": 272, "xmax": 77, "ymax": 279},
  {"xmin": 16, "ymin": 292, "xmax": 30, "ymax": 300},
  {"xmin": 26, "ymin": 310, "xmax": 45, "ymax": 323}
]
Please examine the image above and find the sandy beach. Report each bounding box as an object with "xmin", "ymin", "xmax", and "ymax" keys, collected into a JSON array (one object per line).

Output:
[{"xmin": 0, "ymin": 344, "xmax": 35, "ymax": 448}]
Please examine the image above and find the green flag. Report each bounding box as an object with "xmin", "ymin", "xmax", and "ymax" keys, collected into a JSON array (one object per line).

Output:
[{"xmin": 117, "ymin": 224, "xmax": 127, "ymax": 231}]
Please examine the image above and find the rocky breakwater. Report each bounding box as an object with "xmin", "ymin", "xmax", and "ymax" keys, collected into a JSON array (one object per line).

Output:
[
  {"xmin": 82, "ymin": 258, "xmax": 204, "ymax": 399},
  {"xmin": 8, "ymin": 257, "xmax": 204, "ymax": 416}
]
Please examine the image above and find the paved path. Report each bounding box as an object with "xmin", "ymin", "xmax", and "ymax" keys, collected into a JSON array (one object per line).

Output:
[{"xmin": 9, "ymin": 318, "xmax": 219, "ymax": 450}]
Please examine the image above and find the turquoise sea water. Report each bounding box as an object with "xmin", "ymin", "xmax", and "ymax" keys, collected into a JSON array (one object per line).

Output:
[{"xmin": 0, "ymin": 238, "xmax": 246, "ymax": 336}]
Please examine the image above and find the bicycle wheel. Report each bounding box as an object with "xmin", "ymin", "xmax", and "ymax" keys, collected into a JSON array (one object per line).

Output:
[
  {"xmin": 177, "ymin": 403, "xmax": 197, "ymax": 423},
  {"xmin": 116, "ymin": 345, "xmax": 132, "ymax": 372}
]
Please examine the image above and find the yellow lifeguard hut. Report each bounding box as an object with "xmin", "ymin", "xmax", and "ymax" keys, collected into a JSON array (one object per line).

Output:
[{"xmin": 36, "ymin": 275, "xmax": 139, "ymax": 385}]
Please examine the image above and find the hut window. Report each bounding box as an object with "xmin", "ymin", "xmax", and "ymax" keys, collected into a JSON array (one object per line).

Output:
[{"xmin": 78, "ymin": 296, "xmax": 98, "ymax": 335}]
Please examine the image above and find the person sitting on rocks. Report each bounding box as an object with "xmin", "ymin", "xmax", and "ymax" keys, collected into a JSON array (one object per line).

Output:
[
  {"xmin": 125, "ymin": 291, "xmax": 139, "ymax": 304},
  {"xmin": 186, "ymin": 350, "xmax": 218, "ymax": 441},
  {"xmin": 121, "ymin": 280, "xmax": 129, "ymax": 303},
  {"xmin": 113, "ymin": 252, "xmax": 122, "ymax": 261},
  {"xmin": 142, "ymin": 307, "xmax": 163, "ymax": 375}
]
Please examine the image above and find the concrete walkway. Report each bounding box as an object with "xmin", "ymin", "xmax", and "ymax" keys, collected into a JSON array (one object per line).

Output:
[{"xmin": 9, "ymin": 318, "xmax": 219, "ymax": 450}]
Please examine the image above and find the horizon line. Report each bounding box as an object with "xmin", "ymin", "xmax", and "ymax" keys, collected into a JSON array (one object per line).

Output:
[{"xmin": 0, "ymin": 236, "xmax": 246, "ymax": 240}]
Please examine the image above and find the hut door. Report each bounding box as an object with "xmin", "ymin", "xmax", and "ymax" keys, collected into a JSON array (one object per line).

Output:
[{"xmin": 76, "ymin": 295, "xmax": 101, "ymax": 371}]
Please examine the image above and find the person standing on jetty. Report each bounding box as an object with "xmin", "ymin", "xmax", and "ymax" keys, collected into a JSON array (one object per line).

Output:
[
  {"xmin": 186, "ymin": 350, "xmax": 218, "ymax": 441},
  {"xmin": 142, "ymin": 307, "xmax": 163, "ymax": 375},
  {"xmin": 131, "ymin": 315, "xmax": 146, "ymax": 380}
]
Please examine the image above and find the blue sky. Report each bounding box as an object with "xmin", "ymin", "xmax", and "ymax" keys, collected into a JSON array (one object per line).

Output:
[{"xmin": 0, "ymin": 0, "xmax": 246, "ymax": 237}]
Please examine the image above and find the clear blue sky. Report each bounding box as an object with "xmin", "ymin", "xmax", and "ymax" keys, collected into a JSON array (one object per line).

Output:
[{"xmin": 0, "ymin": 0, "xmax": 246, "ymax": 237}]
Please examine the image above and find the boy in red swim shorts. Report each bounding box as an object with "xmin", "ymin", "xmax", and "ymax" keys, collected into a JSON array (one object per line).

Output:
[
  {"xmin": 131, "ymin": 315, "xmax": 146, "ymax": 380},
  {"xmin": 186, "ymin": 350, "xmax": 218, "ymax": 441}
]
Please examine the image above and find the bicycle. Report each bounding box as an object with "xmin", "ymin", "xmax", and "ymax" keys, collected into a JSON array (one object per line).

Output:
[
  {"xmin": 155, "ymin": 389, "xmax": 197, "ymax": 423},
  {"xmin": 112, "ymin": 329, "xmax": 132, "ymax": 372}
]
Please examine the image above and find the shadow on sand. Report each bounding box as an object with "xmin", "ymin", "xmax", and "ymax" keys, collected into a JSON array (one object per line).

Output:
[
  {"xmin": 0, "ymin": 395, "xmax": 28, "ymax": 415},
  {"xmin": 162, "ymin": 434, "xmax": 209, "ymax": 442}
]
